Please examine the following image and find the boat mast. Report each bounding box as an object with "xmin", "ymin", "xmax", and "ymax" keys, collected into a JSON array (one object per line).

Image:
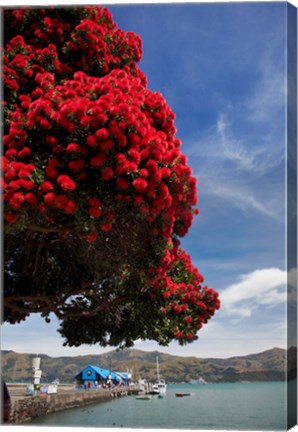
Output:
[{"xmin": 156, "ymin": 356, "xmax": 160, "ymax": 380}]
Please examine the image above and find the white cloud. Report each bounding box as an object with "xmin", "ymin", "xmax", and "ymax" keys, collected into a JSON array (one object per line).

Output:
[
  {"xmin": 219, "ymin": 268, "xmax": 286, "ymax": 318},
  {"xmin": 193, "ymin": 318, "xmax": 287, "ymax": 358}
]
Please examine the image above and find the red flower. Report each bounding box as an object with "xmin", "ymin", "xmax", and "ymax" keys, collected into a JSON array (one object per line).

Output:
[
  {"xmin": 18, "ymin": 147, "xmax": 31, "ymax": 159},
  {"xmin": 11, "ymin": 192, "xmax": 25, "ymax": 203},
  {"xmin": 5, "ymin": 212, "xmax": 18, "ymax": 223},
  {"xmin": 54, "ymin": 194, "xmax": 68, "ymax": 209},
  {"xmin": 64, "ymin": 200, "xmax": 76, "ymax": 214},
  {"xmin": 68, "ymin": 159, "xmax": 85, "ymax": 172},
  {"xmin": 84, "ymin": 232, "xmax": 98, "ymax": 243},
  {"xmin": 44, "ymin": 192, "xmax": 56, "ymax": 205},
  {"xmin": 161, "ymin": 167, "xmax": 171, "ymax": 178},
  {"xmin": 90, "ymin": 154, "xmax": 106, "ymax": 168},
  {"xmin": 95, "ymin": 128, "xmax": 109, "ymax": 141},
  {"xmin": 116, "ymin": 177, "xmax": 129, "ymax": 190},
  {"xmin": 86, "ymin": 135, "xmax": 98, "ymax": 148},
  {"xmin": 146, "ymin": 160, "xmax": 158, "ymax": 173},
  {"xmin": 89, "ymin": 207, "xmax": 102, "ymax": 218},
  {"xmin": 9, "ymin": 198, "xmax": 22, "ymax": 210},
  {"xmin": 19, "ymin": 179, "xmax": 35, "ymax": 190},
  {"xmin": 57, "ymin": 175, "xmax": 76, "ymax": 191},
  {"xmin": 134, "ymin": 195, "xmax": 144, "ymax": 205},
  {"xmin": 66, "ymin": 143, "xmax": 80, "ymax": 153},
  {"xmin": 139, "ymin": 168, "xmax": 149, "ymax": 178},
  {"xmin": 184, "ymin": 316, "xmax": 193, "ymax": 324},
  {"xmin": 132, "ymin": 177, "xmax": 147, "ymax": 193},
  {"xmin": 25, "ymin": 192, "xmax": 38, "ymax": 205},
  {"xmin": 53, "ymin": 145, "xmax": 64, "ymax": 154},
  {"xmin": 100, "ymin": 222, "xmax": 112, "ymax": 232},
  {"xmin": 117, "ymin": 160, "xmax": 137, "ymax": 175},
  {"xmin": 45, "ymin": 167, "xmax": 58, "ymax": 179},
  {"xmin": 5, "ymin": 149, "xmax": 18, "ymax": 158},
  {"xmin": 88, "ymin": 197, "xmax": 101, "ymax": 207},
  {"xmin": 174, "ymin": 305, "xmax": 182, "ymax": 314},
  {"xmin": 40, "ymin": 181, "xmax": 54, "ymax": 192},
  {"xmin": 175, "ymin": 331, "xmax": 183, "ymax": 339},
  {"xmin": 40, "ymin": 119, "xmax": 51, "ymax": 130},
  {"xmin": 128, "ymin": 148, "xmax": 140, "ymax": 165},
  {"xmin": 102, "ymin": 167, "xmax": 113, "ymax": 181},
  {"xmin": 46, "ymin": 136, "xmax": 57, "ymax": 146},
  {"xmin": 99, "ymin": 139, "xmax": 114, "ymax": 152}
]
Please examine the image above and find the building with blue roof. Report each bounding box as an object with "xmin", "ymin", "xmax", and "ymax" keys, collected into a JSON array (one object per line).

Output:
[{"xmin": 75, "ymin": 365, "xmax": 131, "ymax": 389}]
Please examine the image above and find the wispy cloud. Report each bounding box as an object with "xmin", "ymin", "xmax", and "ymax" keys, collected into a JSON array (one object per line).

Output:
[
  {"xmin": 199, "ymin": 178, "xmax": 279, "ymax": 219},
  {"xmin": 189, "ymin": 47, "xmax": 286, "ymax": 221},
  {"xmin": 245, "ymin": 49, "xmax": 285, "ymax": 126},
  {"xmin": 216, "ymin": 115, "xmax": 263, "ymax": 172}
]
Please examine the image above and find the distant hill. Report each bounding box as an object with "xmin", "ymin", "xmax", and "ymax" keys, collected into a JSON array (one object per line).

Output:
[{"xmin": 1, "ymin": 346, "xmax": 296, "ymax": 384}]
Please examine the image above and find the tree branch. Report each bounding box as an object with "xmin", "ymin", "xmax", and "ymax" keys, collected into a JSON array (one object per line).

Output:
[
  {"xmin": 26, "ymin": 225, "xmax": 67, "ymax": 234},
  {"xmin": 4, "ymin": 294, "xmax": 127, "ymax": 321}
]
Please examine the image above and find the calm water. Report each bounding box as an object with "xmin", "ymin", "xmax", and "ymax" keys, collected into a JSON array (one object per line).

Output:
[{"xmin": 31, "ymin": 382, "xmax": 289, "ymax": 430}]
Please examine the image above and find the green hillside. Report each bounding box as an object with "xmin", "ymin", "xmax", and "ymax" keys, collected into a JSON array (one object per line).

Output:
[{"xmin": 1, "ymin": 347, "xmax": 296, "ymax": 384}]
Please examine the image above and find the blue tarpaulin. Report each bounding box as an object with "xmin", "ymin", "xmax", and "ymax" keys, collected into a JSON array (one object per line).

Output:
[{"xmin": 114, "ymin": 371, "xmax": 132, "ymax": 385}]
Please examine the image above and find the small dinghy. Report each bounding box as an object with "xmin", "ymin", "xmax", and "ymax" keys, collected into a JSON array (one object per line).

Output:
[{"xmin": 136, "ymin": 395, "xmax": 152, "ymax": 400}]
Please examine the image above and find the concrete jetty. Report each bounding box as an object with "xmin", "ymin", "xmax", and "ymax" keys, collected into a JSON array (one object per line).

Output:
[{"xmin": 8, "ymin": 383, "xmax": 134, "ymax": 424}]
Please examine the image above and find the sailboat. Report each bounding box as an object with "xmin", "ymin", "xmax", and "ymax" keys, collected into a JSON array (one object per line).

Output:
[{"xmin": 151, "ymin": 356, "xmax": 167, "ymax": 394}]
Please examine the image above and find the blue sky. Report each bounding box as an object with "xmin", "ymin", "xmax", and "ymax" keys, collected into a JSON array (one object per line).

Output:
[{"xmin": 2, "ymin": 1, "xmax": 294, "ymax": 359}]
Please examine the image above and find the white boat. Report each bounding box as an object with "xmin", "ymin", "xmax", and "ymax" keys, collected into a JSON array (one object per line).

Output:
[
  {"xmin": 151, "ymin": 356, "xmax": 167, "ymax": 394},
  {"xmin": 151, "ymin": 379, "xmax": 167, "ymax": 394},
  {"xmin": 136, "ymin": 395, "xmax": 152, "ymax": 400}
]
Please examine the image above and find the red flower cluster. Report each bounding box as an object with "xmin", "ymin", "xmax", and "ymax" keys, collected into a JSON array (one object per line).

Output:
[
  {"xmin": 67, "ymin": 17, "xmax": 143, "ymax": 77},
  {"xmin": 3, "ymin": 5, "xmax": 220, "ymax": 343},
  {"xmin": 3, "ymin": 69, "xmax": 198, "ymax": 243},
  {"xmin": 144, "ymin": 244, "xmax": 220, "ymax": 342},
  {"xmin": 4, "ymin": 6, "xmax": 146, "ymax": 105}
]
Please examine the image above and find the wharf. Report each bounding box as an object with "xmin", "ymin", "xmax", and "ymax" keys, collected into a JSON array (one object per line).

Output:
[{"xmin": 8, "ymin": 383, "xmax": 135, "ymax": 424}]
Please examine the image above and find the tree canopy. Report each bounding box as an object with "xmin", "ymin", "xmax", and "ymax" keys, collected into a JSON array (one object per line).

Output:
[{"xmin": 2, "ymin": 6, "xmax": 220, "ymax": 349}]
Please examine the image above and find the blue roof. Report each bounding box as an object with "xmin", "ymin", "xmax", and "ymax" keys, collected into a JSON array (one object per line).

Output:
[{"xmin": 75, "ymin": 365, "xmax": 121, "ymax": 381}]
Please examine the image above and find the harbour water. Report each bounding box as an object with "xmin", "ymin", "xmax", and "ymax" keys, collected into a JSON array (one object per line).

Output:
[{"xmin": 30, "ymin": 381, "xmax": 289, "ymax": 430}]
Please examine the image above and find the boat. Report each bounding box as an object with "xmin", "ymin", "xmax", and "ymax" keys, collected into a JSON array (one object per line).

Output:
[
  {"xmin": 136, "ymin": 395, "xmax": 152, "ymax": 400},
  {"xmin": 150, "ymin": 356, "xmax": 167, "ymax": 394},
  {"xmin": 175, "ymin": 393, "xmax": 192, "ymax": 397},
  {"xmin": 151, "ymin": 378, "xmax": 167, "ymax": 394}
]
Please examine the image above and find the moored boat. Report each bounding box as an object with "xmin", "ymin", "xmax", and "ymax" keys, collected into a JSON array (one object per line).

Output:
[
  {"xmin": 136, "ymin": 395, "xmax": 152, "ymax": 400},
  {"xmin": 151, "ymin": 378, "xmax": 167, "ymax": 394},
  {"xmin": 151, "ymin": 356, "xmax": 167, "ymax": 394}
]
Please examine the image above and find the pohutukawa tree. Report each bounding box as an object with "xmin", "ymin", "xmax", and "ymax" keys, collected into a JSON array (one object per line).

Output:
[{"xmin": 2, "ymin": 6, "xmax": 220, "ymax": 349}]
